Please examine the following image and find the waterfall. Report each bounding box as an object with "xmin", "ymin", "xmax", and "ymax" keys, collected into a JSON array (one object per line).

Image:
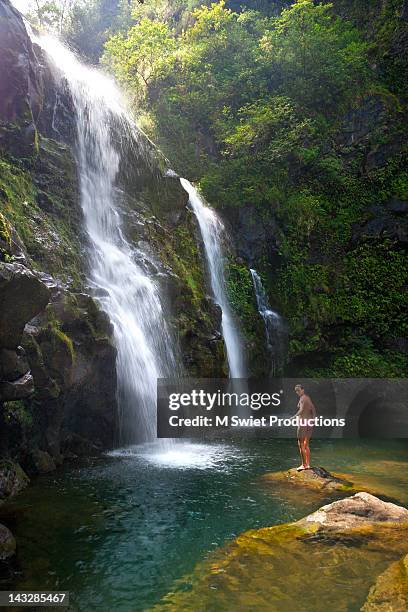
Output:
[
  {"xmin": 38, "ymin": 36, "xmax": 176, "ymax": 444},
  {"xmin": 180, "ymin": 179, "xmax": 246, "ymax": 378},
  {"xmin": 250, "ymin": 269, "xmax": 285, "ymax": 375}
]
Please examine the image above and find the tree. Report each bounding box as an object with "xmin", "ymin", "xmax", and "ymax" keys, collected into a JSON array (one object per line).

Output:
[
  {"xmin": 103, "ymin": 18, "xmax": 176, "ymax": 98},
  {"xmin": 260, "ymin": 0, "xmax": 370, "ymax": 114},
  {"xmin": 26, "ymin": 0, "xmax": 77, "ymax": 33}
]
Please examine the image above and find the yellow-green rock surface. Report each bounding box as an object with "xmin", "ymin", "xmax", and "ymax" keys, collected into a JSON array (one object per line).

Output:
[
  {"xmin": 152, "ymin": 493, "xmax": 408, "ymax": 612},
  {"xmin": 362, "ymin": 553, "xmax": 408, "ymax": 611}
]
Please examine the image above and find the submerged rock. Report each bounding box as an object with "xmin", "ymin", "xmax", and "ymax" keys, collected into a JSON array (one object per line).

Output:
[
  {"xmin": 153, "ymin": 493, "xmax": 408, "ymax": 611},
  {"xmin": 362, "ymin": 553, "xmax": 408, "ymax": 611}
]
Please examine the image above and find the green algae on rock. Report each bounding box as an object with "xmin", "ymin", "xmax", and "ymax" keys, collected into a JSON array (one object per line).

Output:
[
  {"xmin": 152, "ymin": 493, "xmax": 408, "ymax": 612},
  {"xmin": 362, "ymin": 552, "xmax": 408, "ymax": 612},
  {"xmin": 261, "ymin": 466, "xmax": 356, "ymax": 492},
  {"xmin": 260, "ymin": 465, "xmax": 408, "ymax": 506}
]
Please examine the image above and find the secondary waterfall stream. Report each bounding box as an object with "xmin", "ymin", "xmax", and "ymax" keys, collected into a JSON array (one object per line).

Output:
[
  {"xmin": 250, "ymin": 269, "xmax": 285, "ymax": 375},
  {"xmin": 180, "ymin": 179, "xmax": 246, "ymax": 378},
  {"xmin": 38, "ymin": 36, "xmax": 176, "ymax": 444}
]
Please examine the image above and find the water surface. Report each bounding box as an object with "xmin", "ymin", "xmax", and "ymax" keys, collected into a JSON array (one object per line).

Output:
[{"xmin": 2, "ymin": 439, "xmax": 407, "ymax": 611}]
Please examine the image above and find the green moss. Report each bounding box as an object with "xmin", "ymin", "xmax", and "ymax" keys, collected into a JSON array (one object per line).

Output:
[
  {"xmin": 53, "ymin": 328, "xmax": 75, "ymax": 363},
  {"xmin": 2, "ymin": 400, "xmax": 33, "ymax": 427},
  {"xmin": 226, "ymin": 260, "xmax": 268, "ymax": 376},
  {"xmin": 42, "ymin": 322, "xmax": 76, "ymax": 366},
  {"xmin": 0, "ymin": 211, "xmax": 12, "ymax": 260},
  {"xmin": 0, "ymin": 142, "xmax": 83, "ymax": 286}
]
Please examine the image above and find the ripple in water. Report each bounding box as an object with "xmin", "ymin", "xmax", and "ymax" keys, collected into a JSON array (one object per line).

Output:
[{"xmin": 107, "ymin": 441, "xmax": 246, "ymax": 471}]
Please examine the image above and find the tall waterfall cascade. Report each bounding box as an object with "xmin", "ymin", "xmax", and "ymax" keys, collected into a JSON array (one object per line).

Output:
[
  {"xmin": 38, "ymin": 36, "xmax": 177, "ymax": 444},
  {"xmin": 180, "ymin": 179, "xmax": 246, "ymax": 378},
  {"xmin": 250, "ymin": 269, "xmax": 285, "ymax": 375}
]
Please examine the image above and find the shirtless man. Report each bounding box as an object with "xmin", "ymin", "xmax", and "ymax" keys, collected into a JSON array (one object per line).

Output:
[{"xmin": 293, "ymin": 384, "xmax": 316, "ymax": 471}]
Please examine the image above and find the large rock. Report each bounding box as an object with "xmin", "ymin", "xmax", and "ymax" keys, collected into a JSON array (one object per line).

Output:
[
  {"xmin": 20, "ymin": 291, "xmax": 118, "ymax": 454},
  {"xmin": 0, "ymin": 371, "xmax": 34, "ymax": 401},
  {"xmin": 0, "ymin": 523, "xmax": 16, "ymax": 560},
  {"xmin": 26, "ymin": 449, "xmax": 56, "ymax": 474},
  {"xmin": 0, "ymin": 347, "xmax": 29, "ymax": 381},
  {"xmin": 362, "ymin": 553, "xmax": 408, "ymax": 611},
  {"xmin": 0, "ymin": 459, "xmax": 29, "ymax": 503},
  {"xmin": 0, "ymin": 263, "xmax": 50, "ymax": 349},
  {"xmin": 297, "ymin": 492, "xmax": 408, "ymax": 531},
  {"xmin": 261, "ymin": 466, "xmax": 356, "ymax": 493},
  {"xmin": 0, "ymin": 0, "xmax": 43, "ymax": 155},
  {"xmin": 261, "ymin": 467, "xmax": 407, "ymax": 506},
  {"xmin": 153, "ymin": 494, "xmax": 408, "ymax": 611}
]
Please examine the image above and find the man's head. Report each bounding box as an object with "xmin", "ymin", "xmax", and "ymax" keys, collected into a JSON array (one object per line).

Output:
[{"xmin": 294, "ymin": 384, "xmax": 305, "ymax": 397}]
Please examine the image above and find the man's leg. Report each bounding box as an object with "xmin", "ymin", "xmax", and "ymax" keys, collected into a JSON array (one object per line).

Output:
[
  {"xmin": 297, "ymin": 438, "xmax": 306, "ymax": 470},
  {"xmin": 303, "ymin": 439, "xmax": 311, "ymax": 468}
]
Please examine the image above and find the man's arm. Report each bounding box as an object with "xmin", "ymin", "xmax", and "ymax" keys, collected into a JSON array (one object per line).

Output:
[{"xmin": 291, "ymin": 397, "xmax": 303, "ymax": 419}]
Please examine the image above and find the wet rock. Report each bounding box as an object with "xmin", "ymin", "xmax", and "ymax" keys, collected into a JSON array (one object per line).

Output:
[
  {"xmin": 0, "ymin": 263, "xmax": 50, "ymax": 349},
  {"xmin": 0, "ymin": 523, "xmax": 16, "ymax": 560},
  {"xmin": 153, "ymin": 493, "xmax": 408, "ymax": 611},
  {"xmin": 0, "ymin": 347, "xmax": 29, "ymax": 381},
  {"xmin": 362, "ymin": 553, "xmax": 408, "ymax": 611},
  {"xmin": 261, "ymin": 466, "xmax": 356, "ymax": 492},
  {"xmin": 298, "ymin": 492, "xmax": 408, "ymax": 531},
  {"xmin": 21, "ymin": 329, "xmax": 61, "ymax": 400},
  {"xmin": 0, "ymin": 371, "xmax": 34, "ymax": 401},
  {"xmin": 0, "ymin": 0, "xmax": 43, "ymax": 156},
  {"xmin": 27, "ymin": 449, "xmax": 56, "ymax": 474},
  {"xmin": 61, "ymin": 432, "xmax": 102, "ymax": 457},
  {"xmin": 0, "ymin": 460, "xmax": 29, "ymax": 502}
]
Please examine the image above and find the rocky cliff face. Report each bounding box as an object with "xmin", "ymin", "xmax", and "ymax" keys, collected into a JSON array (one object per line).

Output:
[
  {"xmin": 0, "ymin": 0, "xmax": 225, "ymax": 478},
  {"xmin": 0, "ymin": 0, "xmax": 118, "ymax": 470}
]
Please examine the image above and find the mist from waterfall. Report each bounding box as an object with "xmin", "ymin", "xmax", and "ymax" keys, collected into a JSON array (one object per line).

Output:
[
  {"xmin": 250, "ymin": 269, "xmax": 285, "ymax": 375},
  {"xmin": 180, "ymin": 179, "xmax": 246, "ymax": 378},
  {"xmin": 38, "ymin": 36, "xmax": 176, "ymax": 444}
]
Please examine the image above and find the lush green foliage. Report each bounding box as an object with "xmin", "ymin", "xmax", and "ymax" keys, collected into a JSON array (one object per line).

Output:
[{"xmin": 101, "ymin": 0, "xmax": 408, "ymax": 376}]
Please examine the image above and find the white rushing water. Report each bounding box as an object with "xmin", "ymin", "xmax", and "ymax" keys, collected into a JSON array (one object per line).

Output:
[
  {"xmin": 250, "ymin": 269, "xmax": 285, "ymax": 375},
  {"xmin": 180, "ymin": 179, "xmax": 246, "ymax": 377},
  {"xmin": 38, "ymin": 36, "xmax": 176, "ymax": 444}
]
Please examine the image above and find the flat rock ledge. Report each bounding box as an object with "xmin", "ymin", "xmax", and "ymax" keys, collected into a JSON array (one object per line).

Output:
[{"xmin": 261, "ymin": 466, "xmax": 356, "ymax": 492}]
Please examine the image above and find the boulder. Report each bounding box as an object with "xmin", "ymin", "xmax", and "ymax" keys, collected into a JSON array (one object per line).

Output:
[
  {"xmin": 0, "ymin": 523, "xmax": 16, "ymax": 560},
  {"xmin": 153, "ymin": 494, "xmax": 408, "ymax": 611},
  {"xmin": 0, "ymin": 0, "xmax": 44, "ymax": 155},
  {"xmin": 261, "ymin": 466, "xmax": 356, "ymax": 493},
  {"xmin": 298, "ymin": 492, "xmax": 408, "ymax": 531},
  {"xmin": 0, "ymin": 459, "xmax": 29, "ymax": 502},
  {"xmin": 0, "ymin": 347, "xmax": 29, "ymax": 381},
  {"xmin": 260, "ymin": 467, "xmax": 407, "ymax": 505},
  {"xmin": 0, "ymin": 371, "xmax": 34, "ymax": 401},
  {"xmin": 362, "ymin": 553, "xmax": 408, "ymax": 611},
  {"xmin": 27, "ymin": 449, "xmax": 56, "ymax": 474},
  {"xmin": 0, "ymin": 263, "xmax": 50, "ymax": 349}
]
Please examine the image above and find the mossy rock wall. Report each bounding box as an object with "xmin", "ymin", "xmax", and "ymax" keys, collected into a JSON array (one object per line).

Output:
[{"xmin": 0, "ymin": 0, "xmax": 229, "ymax": 472}]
